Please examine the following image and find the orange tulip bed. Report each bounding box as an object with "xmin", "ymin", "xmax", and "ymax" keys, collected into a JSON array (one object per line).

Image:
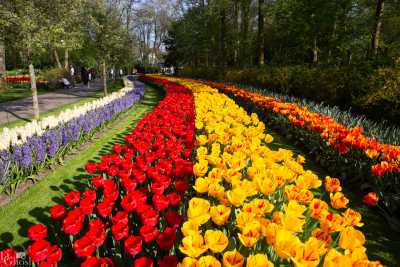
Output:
[{"xmin": 188, "ymin": 80, "xmax": 399, "ymax": 218}]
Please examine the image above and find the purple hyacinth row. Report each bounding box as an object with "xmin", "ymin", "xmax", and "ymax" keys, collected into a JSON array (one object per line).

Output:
[{"xmin": 0, "ymin": 81, "xmax": 145, "ymax": 186}]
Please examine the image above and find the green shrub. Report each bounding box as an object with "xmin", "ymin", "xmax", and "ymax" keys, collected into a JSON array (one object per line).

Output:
[
  {"xmin": 180, "ymin": 64, "xmax": 399, "ymax": 124},
  {"xmin": 40, "ymin": 68, "xmax": 69, "ymax": 90}
]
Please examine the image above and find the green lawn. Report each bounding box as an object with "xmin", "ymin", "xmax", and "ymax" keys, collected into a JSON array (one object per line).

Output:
[
  {"xmin": 267, "ymin": 129, "xmax": 400, "ymax": 267},
  {"xmin": 0, "ymin": 79, "xmax": 124, "ymax": 130},
  {"xmin": 0, "ymin": 85, "xmax": 162, "ymax": 251},
  {"xmin": 0, "ymin": 84, "xmax": 48, "ymax": 103}
]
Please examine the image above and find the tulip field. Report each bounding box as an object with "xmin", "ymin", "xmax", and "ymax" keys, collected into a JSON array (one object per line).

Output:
[{"xmin": 0, "ymin": 76, "xmax": 398, "ymax": 267}]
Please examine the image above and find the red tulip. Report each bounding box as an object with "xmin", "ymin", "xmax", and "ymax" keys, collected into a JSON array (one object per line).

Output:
[
  {"xmin": 111, "ymin": 222, "xmax": 129, "ymax": 241},
  {"xmin": 81, "ymin": 256, "xmax": 114, "ymax": 267},
  {"xmin": 91, "ymin": 176, "xmax": 104, "ymax": 188},
  {"xmin": 175, "ymin": 180, "xmax": 189, "ymax": 192},
  {"xmin": 134, "ymin": 257, "xmax": 154, "ymax": 267},
  {"xmin": 80, "ymin": 197, "xmax": 96, "ymax": 215},
  {"xmin": 82, "ymin": 189, "xmax": 97, "ymax": 202},
  {"xmin": 97, "ymin": 200, "xmax": 114, "ymax": 218},
  {"xmin": 156, "ymin": 227, "xmax": 176, "ymax": 251},
  {"xmin": 64, "ymin": 191, "xmax": 81, "ymax": 207},
  {"xmin": 62, "ymin": 208, "xmax": 85, "ymax": 235},
  {"xmin": 165, "ymin": 211, "xmax": 183, "ymax": 228},
  {"xmin": 28, "ymin": 239, "xmax": 51, "ymax": 262},
  {"xmin": 139, "ymin": 225, "xmax": 158, "ymax": 243},
  {"xmin": 85, "ymin": 162, "xmax": 97, "ymax": 174},
  {"xmin": 112, "ymin": 211, "xmax": 129, "ymax": 225},
  {"xmin": 121, "ymin": 193, "xmax": 137, "ymax": 212},
  {"xmin": 47, "ymin": 245, "xmax": 62, "ymax": 263},
  {"xmin": 73, "ymin": 236, "xmax": 96, "ymax": 257},
  {"xmin": 363, "ymin": 192, "xmax": 379, "ymax": 206},
  {"xmin": 158, "ymin": 256, "xmax": 178, "ymax": 267},
  {"xmin": 28, "ymin": 224, "xmax": 48, "ymax": 241},
  {"xmin": 124, "ymin": 235, "xmax": 142, "ymax": 256},
  {"xmin": 0, "ymin": 247, "xmax": 17, "ymax": 267},
  {"xmin": 113, "ymin": 144, "xmax": 123, "ymax": 153},
  {"xmin": 38, "ymin": 261, "xmax": 56, "ymax": 267},
  {"xmin": 152, "ymin": 194, "xmax": 169, "ymax": 211},
  {"xmin": 167, "ymin": 192, "xmax": 181, "ymax": 206},
  {"xmin": 87, "ymin": 219, "xmax": 107, "ymax": 247},
  {"xmin": 50, "ymin": 204, "xmax": 66, "ymax": 220},
  {"xmin": 140, "ymin": 209, "xmax": 159, "ymax": 226}
]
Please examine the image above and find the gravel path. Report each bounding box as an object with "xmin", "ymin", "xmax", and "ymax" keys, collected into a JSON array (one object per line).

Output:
[{"xmin": 0, "ymin": 80, "xmax": 103, "ymax": 124}]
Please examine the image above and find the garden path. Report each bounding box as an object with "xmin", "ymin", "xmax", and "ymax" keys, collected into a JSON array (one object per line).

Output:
[{"xmin": 0, "ymin": 80, "xmax": 103, "ymax": 124}]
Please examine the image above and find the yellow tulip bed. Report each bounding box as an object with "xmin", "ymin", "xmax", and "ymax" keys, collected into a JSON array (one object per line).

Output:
[{"xmin": 153, "ymin": 76, "xmax": 383, "ymax": 267}]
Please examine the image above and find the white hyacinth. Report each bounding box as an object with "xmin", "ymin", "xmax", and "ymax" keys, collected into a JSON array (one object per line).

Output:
[{"xmin": 0, "ymin": 86, "xmax": 137, "ymax": 151}]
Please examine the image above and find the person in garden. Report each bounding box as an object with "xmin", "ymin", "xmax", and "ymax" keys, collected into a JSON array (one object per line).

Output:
[
  {"xmin": 81, "ymin": 66, "xmax": 89, "ymax": 86},
  {"xmin": 70, "ymin": 65, "xmax": 75, "ymax": 87}
]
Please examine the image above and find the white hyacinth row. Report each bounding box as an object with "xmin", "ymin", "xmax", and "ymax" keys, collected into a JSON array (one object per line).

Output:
[{"xmin": 0, "ymin": 86, "xmax": 136, "ymax": 151}]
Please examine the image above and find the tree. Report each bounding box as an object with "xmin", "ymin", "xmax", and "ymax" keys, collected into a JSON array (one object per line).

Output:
[
  {"xmin": 371, "ymin": 0, "xmax": 385, "ymax": 57},
  {"xmin": 0, "ymin": 0, "xmax": 51, "ymax": 120}
]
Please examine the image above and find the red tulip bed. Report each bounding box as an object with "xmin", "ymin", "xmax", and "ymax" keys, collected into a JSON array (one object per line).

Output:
[{"xmin": 0, "ymin": 78, "xmax": 195, "ymax": 267}]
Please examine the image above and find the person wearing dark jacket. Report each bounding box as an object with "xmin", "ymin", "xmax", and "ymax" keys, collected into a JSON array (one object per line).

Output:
[{"xmin": 81, "ymin": 66, "xmax": 89, "ymax": 86}]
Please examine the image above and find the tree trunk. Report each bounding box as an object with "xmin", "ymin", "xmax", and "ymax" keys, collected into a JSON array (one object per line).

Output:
[
  {"xmin": 219, "ymin": 6, "xmax": 226, "ymax": 68},
  {"xmin": 313, "ymin": 37, "xmax": 318, "ymax": 64},
  {"xmin": 0, "ymin": 41, "xmax": 5, "ymax": 89},
  {"xmin": 257, "ymin": 0, "xmax": 265, "ymax": 65},
  {"xmin": 371, "ymin": 0, "xmax": 384, "ymax": 57},
  {"xmin": 233, "ymin": 0, "xmax": 239, "ymax": 66},
  {"xmin": 240, "ymin": 0, "xmax": 251, "ymax": 66},
  {"xmin": 64, "ymin": 48, "xmax": 69, "ymax": 70},
  {"xmin": 102, "ymin": 60, "xmax": 107, "ymax": 96},
  {"xmin": 29, "ymin": 63, "xmax": 40, "ymax": 120},
  {"xmin": 54, "ymin": 49, "xmax": 62, "ymax": 69}
]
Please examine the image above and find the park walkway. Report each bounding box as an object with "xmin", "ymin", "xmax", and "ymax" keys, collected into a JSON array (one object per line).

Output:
[{"xmin": 0, "ymin": 80, "xmax": 103, "ymax": 125}]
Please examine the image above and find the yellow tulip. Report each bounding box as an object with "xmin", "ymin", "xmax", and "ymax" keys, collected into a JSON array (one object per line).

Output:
[
  {"xmin": 194, "ymin": 178, "xmax": 209, "ymax": 193},
  {"xmin": 227, "ymin": 188, "xmax": 247, "ymax": 207},
  {"xmin": 197, "ymin": 256, "xmax": 221, "ymax": 267},
  {"xmin": 188, "ymin": 198, "xmax": 210, "ymax": 225},
  {"xmin": 339, "ymin": 226, "xmax": 365, "ymax": 251},
  {"xmin": 323, "ymin": 249, "xmax": 348, "ymax": 267},
  {"xmin": 223, "ymin": 251, "xmax": 244, "ymax": 267},
  {"xmin": 264, "ymin": 222, "xmax": 279, "ymax": 246},
  {"xmin": 197, "ymin": 135, "xmax": 208, "ymax": 145},
  {"xmin": 179, "ymin": 233, "xmax": 208, "ymax": 258},
  {"xmin": 181, "ymin": 220, "xmax": 200, "ymax": 236},
  {"xmin": 295, "ymin": 171, "xmax": 322, "ymax": 189},
  {"xmin": 274, "ymin": 229, "xmax": 302, "ymax": 260},
  {"xmin": 194, "ymin": 159, "xmax": 209, "ymax": 177},
  {"xmin": 236, "ymin": 211, "xmax": 256, "ymax": 230},
  {"xmin": 208, "ymin": 182, "xmax": 225, "ymax": 199},
  {"xmin": 246, "ymin": 254, "xmax": 274, "ymax": 267},
  {"xmin": 180, "ymin": 257, "xmax": 198, "ymax": 267},
  {"xmin": 293, "ymin": 237, "xmax": 326, "ymax": 267},
  {"xmin": 281, "ymin": 200, "xmax": 306, "ymax": 232},
  {"xmin": 330, "ymin": 192, "xmax": 349, "ymax": 209},
  {"xmin": 204, "ymin": 229, "xmax": 229, "ymax": 253},
  {"xmin": 210, "ymin": 205, "xmax": 231, "ymax": 225},
  {"xmin": 238, "ymin": 222, "xmax": 261, "ymax": 247},
  {"xmin": 249, "ymin": 199, "xmax": 274, "ymax": 215},
  {"xmin": 264, "ymin": 134, "xmax": 274, "ymax": 143}
]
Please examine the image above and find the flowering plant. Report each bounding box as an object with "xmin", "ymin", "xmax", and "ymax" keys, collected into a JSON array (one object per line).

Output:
[
  {"xmin": 0, "ymin": 82, "xmax": 144, "ymax": 194},
  {"xmin": 155, "ymin": 76, "xmax": 383, "ymax": 267}
]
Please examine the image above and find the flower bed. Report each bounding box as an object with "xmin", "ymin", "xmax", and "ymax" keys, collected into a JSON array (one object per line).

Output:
[
  {"xmin": 4, "ymin": 75, "xmax": 48, "ymax": 85},
  {"xmin": 190, "ymin": 80, "xmax": 400, "ymax": 217},
  {"xmin": 0, "ymin": 77, "xmax": 384, "ymax": 266},
  {"xmin": 0, "ymin": 78, "xmax": 195, "ymax": 266},
  {"xmin": 152, "ymin": 77, "xmax": 383, "ymax": 267},
  {"xmin": 0, "ymin": 81, "xmax": 145, "ymax": 194}
]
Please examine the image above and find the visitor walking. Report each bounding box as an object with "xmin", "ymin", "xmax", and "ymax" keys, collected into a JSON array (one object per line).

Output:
[{"xmin": 70, "ymin": 65, "xmax": 75, "ymax": 87}]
